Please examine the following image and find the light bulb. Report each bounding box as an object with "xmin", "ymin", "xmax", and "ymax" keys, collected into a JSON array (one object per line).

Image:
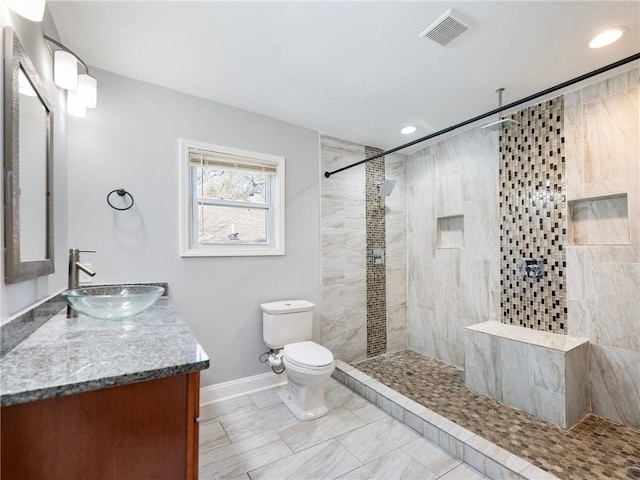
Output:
[
  {"xmin": 54, "ymin": 50, "xmax": 78, "ymax": 90},
  {"xmin": 400, "ymin": 125, "xmax": 417, "ymax": 135},
  {"xmin": 77, "ymin": 74, "xmax": 97, "ymax": 108}
]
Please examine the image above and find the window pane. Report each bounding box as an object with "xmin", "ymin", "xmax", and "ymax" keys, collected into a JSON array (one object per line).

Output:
[
  {"xmin": 197, "ymin": 204, "xmax": 267, "ymax": 244},
  {"xmin": 195, "ymin": 166, "xmax": 267, "ymax": 203}
]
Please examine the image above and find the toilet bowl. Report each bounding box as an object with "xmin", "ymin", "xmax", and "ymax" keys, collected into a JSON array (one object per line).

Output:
[
  {"xmin": 278, "ymin": 341, "xmax": 335, "ymax": 421},
  {"xmin": 261, "ymin": 300, "xmax": 335, "ymax": 421}
]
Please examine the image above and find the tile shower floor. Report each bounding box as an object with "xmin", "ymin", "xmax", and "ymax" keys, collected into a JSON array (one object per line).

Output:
[
  {"xmin": 197, "ymin": 377, "xmax": 485, "ymax": 479},
  {"xmin": 354, "ymin": 349, "xmax": 640, "ymax": 480}
]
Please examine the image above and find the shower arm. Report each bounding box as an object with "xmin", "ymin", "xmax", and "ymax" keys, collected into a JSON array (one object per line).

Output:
[{"xmin": 323, "ymin": 51, "xmax": 640, "ymax": 179}]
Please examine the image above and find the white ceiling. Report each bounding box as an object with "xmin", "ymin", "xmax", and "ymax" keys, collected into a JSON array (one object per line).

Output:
[{"xmin": 48, "ymin": 1, "xmax": 640, "ymax": 151}]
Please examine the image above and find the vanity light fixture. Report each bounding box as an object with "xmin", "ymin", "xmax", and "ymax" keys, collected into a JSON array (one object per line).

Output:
[
  {"xmin": 400, "ymin": 125, "xmax": 417, "ymax": 135},
  {"xmin": 6, "ymin": 0, "xmax": 46, "ymax": 22},
  {"xmin": 44, "ymin": 35, "xmax": 97, "ymax": 117},
  {"xmin": 588, "ymin": 27, "xmax": 626, "ymax": 49}
]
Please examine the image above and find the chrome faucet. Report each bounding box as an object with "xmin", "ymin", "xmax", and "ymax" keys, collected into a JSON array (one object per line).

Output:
[{"xmin": 67, "ymin": 249, "xmax": 96, "ymax": 318}]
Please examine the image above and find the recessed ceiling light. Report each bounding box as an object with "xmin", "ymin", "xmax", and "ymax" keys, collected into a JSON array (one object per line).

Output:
[
  {"xmin": 400, "ymin": 125, "xmax": 417, "ymax": 135},
  {"xmin": 589, "ymin": 27, "xmax": 626, "ymax": 49}
]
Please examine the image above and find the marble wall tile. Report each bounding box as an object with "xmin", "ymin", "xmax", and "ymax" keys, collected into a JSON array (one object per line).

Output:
[
  {"xmin": 462, "ymin": 199, "xmax": 497, "ymax": 262},
  {"xmin": 566, "ymin": 299, "xmax": 590, "ymax": 340},
  {"xmin": 465, "ymin": 364, "xmax": 497, "ymax": 399},
  {"xmin": 385, "ymin": 232, "xmax": 406, "ymax": 273},
  {"xmin": 406, "ymin": 128, "xmax": 498, "ymax": 369},
  {"xmin": 565, "ymin": 342, "xmax": 590, "ymax": 428},
  {"xmin": 569, "ymin": 195, "xmax": 631, "ymax": 246},
  {"xmin": 568, "ymin": 201, "xmax": 590, "ymax": 245},
  {"xmin": 436, "ymin": 174, "xmax": 464, "ymax": 218},
  {"xmin": 589, "ymin": 344, "xmax": 640, "ymax": 430},
  {"xmin": 588, "ymin": 195, "xmax": 630, "ymax": 245},
  {"xmin": 498, "ymin": 338, "xmax": 531, "ymax": 413},
  {"xmin": 580, "ymin": 67, "xmax": 639, "ymax": 103},
  {"xmin": 529, "ymin": 347, "xmax": 565, "ymax": 394},
  {"xmin": 386, "ymin": 268, "xmax": 406, "ymax": 308},
  {"xmin": 436, "ymin": 215, "xmax": 464, "ymax": 248},
  {"xmin": 459, "ymin": 260, "xmax": 490, "ymax": 321},
  {"xmin": 344, "ymin": 200, "xmax": 366, "ymax": 231},
  {"xmin": 435, "ymin": 339, "xmax": 464, "ymax": 368},
  {"xmin": 407, "ymin": 306, "xmax": 436, "ymax": 357},
  {"xmin": 586, "ymin": 262, "xmax": 640, "ymax": 350},
  {"xmin": 322, "ymin": 198, "xmax": 345, "ymax": 230},
  {"xmin": 530, "ymin": 385, "xmax": 566, "ymax": 427},
  {"xmin": 321, "ymin": 135, "xmax": 407, "ymax": 361},
  {"xmin": 387, "ymin": 303, "xmax": 407, "ymax": 353},
  {"xmin": 564, "ymin": 90, "xmax": 585, "ymax": 201},
  {"xmin": 583, "ymin": 89, "xmax": 639, "ymax": 196}
]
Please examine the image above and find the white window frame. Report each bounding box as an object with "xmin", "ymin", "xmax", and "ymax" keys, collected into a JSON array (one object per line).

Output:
[{"xmin": 179, "ymin": 138, "xmax": 285, "ymax": 257}]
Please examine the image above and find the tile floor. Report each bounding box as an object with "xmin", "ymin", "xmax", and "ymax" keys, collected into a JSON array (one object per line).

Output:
[
  {"xmin": 198, "ymin": 378, "xmax": 486, "ymax": 479},
  {"xmin": 355, "ymin": 350, "xmax": 640, "ymax": 480}
]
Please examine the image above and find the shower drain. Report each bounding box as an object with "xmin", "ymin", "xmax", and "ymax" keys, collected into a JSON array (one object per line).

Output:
[{"xmin": 628, "ymin": 466, "xmax": 640, "ymax": 479}]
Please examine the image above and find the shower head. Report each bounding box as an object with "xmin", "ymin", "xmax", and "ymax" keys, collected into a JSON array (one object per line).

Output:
[
  {"xmin": 377, "ymin": 179, "xmax": 396, "ymax": 197},
  {"xmin": 481, "ymin": 87, "xmax": 520, "ymax": 131}
]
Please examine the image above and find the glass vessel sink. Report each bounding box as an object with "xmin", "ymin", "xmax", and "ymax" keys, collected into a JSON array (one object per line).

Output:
[{"xmin": 62, "ymin": 285, "xmax": 165, "ymax": 320}]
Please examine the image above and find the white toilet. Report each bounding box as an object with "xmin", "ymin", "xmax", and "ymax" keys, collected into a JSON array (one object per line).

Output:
[{"xmin": 261, "ymin": 300, "xmax": 335, "ymax": 421}]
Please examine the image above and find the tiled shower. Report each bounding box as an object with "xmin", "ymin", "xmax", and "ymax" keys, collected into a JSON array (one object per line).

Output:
[{"xmin": 320, "ymin": 66, "xmax": 640, "ymax": 433}]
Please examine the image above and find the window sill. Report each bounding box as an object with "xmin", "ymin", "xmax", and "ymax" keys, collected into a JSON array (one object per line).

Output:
[{"xmin": 180, "ymin": 246, "xmax": 285, "ymax": 257}]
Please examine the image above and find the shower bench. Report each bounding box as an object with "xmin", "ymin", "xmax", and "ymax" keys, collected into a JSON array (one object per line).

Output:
[{"xmin": 464, "ymin": 321, "xmax": 589, "ymax": 429}]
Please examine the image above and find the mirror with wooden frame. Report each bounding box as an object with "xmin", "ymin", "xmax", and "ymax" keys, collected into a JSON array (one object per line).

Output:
[{"xmin": 4, "ymin": 27, "xmax": 54, "ymax": 283}]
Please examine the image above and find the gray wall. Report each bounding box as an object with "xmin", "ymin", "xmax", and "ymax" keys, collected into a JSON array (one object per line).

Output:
[
  {"xmin": 66, "ymin": 69, "xmax": 321, "ymax": 387},
  {"xmin": 0, "ymin": 7, "xmax": 68, "ymax": 321}
]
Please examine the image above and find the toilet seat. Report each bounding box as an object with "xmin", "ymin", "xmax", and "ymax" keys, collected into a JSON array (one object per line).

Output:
[{"xmin": 284, "ymin": 341, "xmax": 334, "ymax": 369}]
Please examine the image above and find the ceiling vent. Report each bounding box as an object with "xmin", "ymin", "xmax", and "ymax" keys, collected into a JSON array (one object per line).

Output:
[{"xmin": 418, "ymin": 8, "xmax": 471, "ymax": 46}]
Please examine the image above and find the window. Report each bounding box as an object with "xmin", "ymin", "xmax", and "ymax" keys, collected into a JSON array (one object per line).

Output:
[{"xmin": 179, "ymin": 139, "xmax": 285, "ymax": 256}]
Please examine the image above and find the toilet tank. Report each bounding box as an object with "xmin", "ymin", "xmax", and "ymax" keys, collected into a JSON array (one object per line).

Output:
[{"xmin": 261, "ymin": 300, "xmax": 315, "ymax": 349}]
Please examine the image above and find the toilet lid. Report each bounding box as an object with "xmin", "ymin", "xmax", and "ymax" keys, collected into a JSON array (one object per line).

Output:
[{"xmin": 284, "ymin": 341, "xmax": 334, "ymax": 367}]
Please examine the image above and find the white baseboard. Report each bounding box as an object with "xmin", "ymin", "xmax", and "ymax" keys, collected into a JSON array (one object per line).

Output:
[{"xmin": 200, "ymin": 371, "xmax": 288, "ymax": 406}]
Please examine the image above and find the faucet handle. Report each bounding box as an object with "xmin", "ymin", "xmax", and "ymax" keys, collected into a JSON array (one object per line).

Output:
[{"xmin": 76, "ymin": 249, "xmax": 96, "ymax": 254}]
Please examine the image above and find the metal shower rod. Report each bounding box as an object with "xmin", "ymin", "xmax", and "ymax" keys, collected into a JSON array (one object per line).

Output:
[{"xmin": 323, "ymin": 52, "xmax": 640, "ymax": 179}]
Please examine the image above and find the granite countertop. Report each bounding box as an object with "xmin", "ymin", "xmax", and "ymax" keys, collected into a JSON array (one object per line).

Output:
[{"xmin": 0, "ymin": 297, "xmax": 209, "ymax": 407}]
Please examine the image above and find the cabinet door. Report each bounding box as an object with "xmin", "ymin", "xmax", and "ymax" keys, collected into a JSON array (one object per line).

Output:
[
  {"xmin": 1, "ymin": 373, "xmax": 201, "ymax": 480},
  {"xmin": 187, "ymin": 372, "xmax": 200, "ymax": 480}
]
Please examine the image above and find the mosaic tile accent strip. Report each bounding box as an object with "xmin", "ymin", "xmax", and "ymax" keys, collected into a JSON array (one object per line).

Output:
[
  {"xmin": 354, "ymin": 349, "xmax": 640, "ymax": 480},
  {"xmin": 365, "ymin": 147, "xmax": 387, "ymax": 357},
  {"xmin": 499, "ymin": 97, "xmax": 567, "ymax": 333}
]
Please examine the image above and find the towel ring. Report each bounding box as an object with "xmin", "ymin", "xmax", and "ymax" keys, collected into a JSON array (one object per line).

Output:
[{"xmin": 106, "ymin": 188, "xmax": 135, "ymax": 211}]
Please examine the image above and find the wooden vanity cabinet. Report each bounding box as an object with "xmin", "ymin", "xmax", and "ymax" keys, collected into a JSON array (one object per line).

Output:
[{"xmin": 1, "ymin": 372, "xmax": 200, "ymax": 480}]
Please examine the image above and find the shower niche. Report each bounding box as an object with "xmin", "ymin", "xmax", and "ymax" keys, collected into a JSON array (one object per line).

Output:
[
  {"xmin": 568, "ymin": 193, "xmax": 630, "ymax": 245},
  {"xmin": 436, "ymin": 215, "xmax": 464, "ymax": 249}
]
